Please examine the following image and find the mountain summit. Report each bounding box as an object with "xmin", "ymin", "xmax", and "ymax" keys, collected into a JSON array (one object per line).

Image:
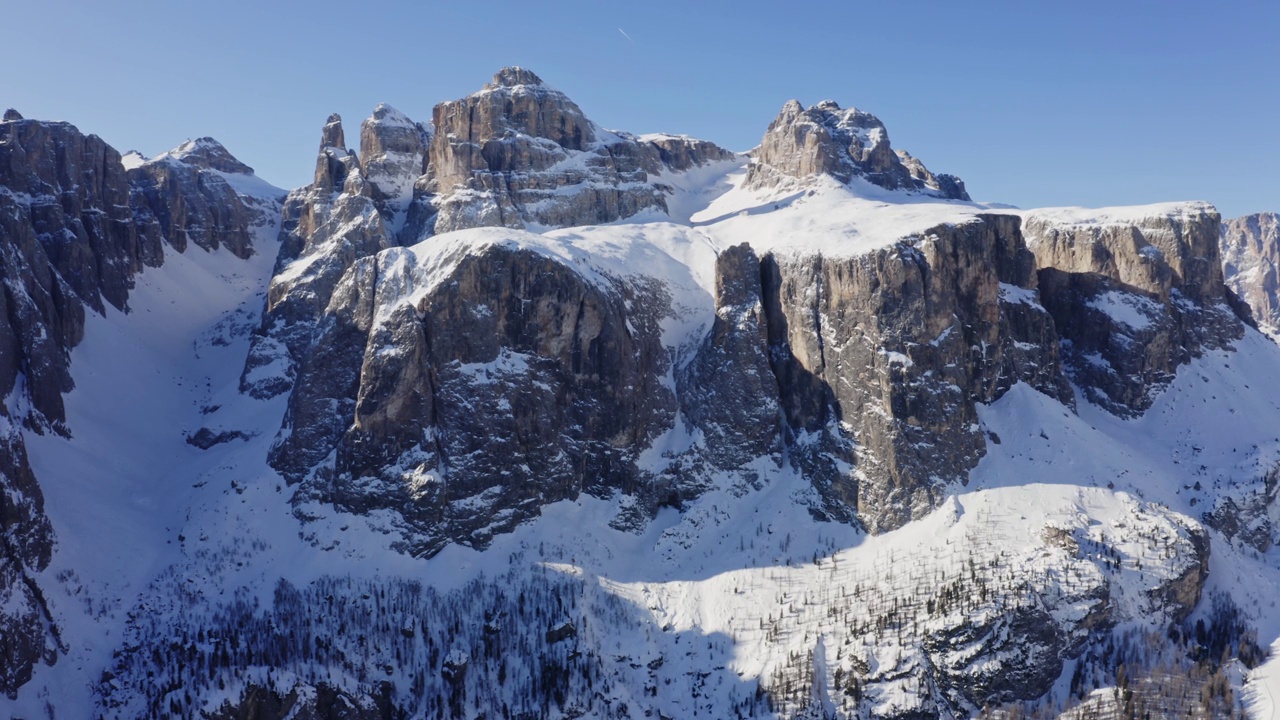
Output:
[{"xmin": 747, "ymin": 98, "xmax": 969, "ymax": 200}]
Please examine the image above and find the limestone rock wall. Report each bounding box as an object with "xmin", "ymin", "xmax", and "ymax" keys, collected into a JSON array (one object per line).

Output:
[
  {"xmin": 757, "ymin": 215, "xmax": 1071, "ymax": 531},
  {"xmin": 1024, "ymin": 205, "xmax": 1246, "ymax": 416},
  {"xmin": 1222, "ymin": 212, "xmax": 1280, "ymax": 336},
  {"xmin": 745, "ymin": 99, "xmax": 969, "ymax": 200}
]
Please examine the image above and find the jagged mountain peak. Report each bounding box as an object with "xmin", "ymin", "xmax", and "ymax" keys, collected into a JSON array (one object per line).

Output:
[
  {"xmin": 320, "ymin": 112, "xmax": 345, "ymax": 150},
  {"xmin": 152, "ymin": 136, "xmax": 255, "ymax": 175},
  {"xmin": 747, "ymin": 97, "xmax": 968, "ymax": 201},
  {"xmin": 360, "ymin": 103, "xmax": 430, "ymax": 230},
  {"xmin": 489, "ymin": 65, "xmax": 546, "ymax": 88},
  {"xmin": 364, "ymin": 102, "xmax": 417, "ymax": 129},
  {"xmin": 449, "ymin": 66, "xmax": 593, "ymax": 151}
]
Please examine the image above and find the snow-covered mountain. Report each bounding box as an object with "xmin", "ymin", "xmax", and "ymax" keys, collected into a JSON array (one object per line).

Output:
[{"xmin": 1, "ymin": 70, "xmax": 1278, "ymax": 719}]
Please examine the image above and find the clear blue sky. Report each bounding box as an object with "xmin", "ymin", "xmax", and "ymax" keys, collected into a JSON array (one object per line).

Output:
[{"xmin": 5, "ymin": 0, "xmax": 1277, "ymax": 217}]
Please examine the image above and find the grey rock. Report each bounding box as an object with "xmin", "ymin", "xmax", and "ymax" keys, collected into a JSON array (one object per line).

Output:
[
  {"xmin": 127, "ymin": 152, "xmax": 256, "ymax": 258},
  {"xmin": 1025, "ymin": 205, "xmax": 1246, "ymax": 416},
  {"xmin": 154, "ymin": 136, "xmax": 255, "ymax": 175},
  {"xmin": 277, "ymin": 243, "xmax": 676, "ymax": 557},
  {"xmin": 0, "ymin": 118, "xmax": 161, "ymax": 315},
  {"xmin": 359, "ymin": 104, "xmax": 429, "ymax": 230},
  {"xmin": 0, "ymin": 414, "xmax": 60, "ymax": 699},
  {"xmin": 249, "ymin": 71, "xmax": 734, "ymax": 403},
  {"xmin": 1221, "ymin": 212, "xmax": 1280, "ymax": 336},
  {"xmin": 185, "ymin": 427, "xmax": 251, "ymax": 449},
  {"xmin": 269, "ymin": 213, "xmax": 1072, "ymax": 551},
  {"xmin": 758, "ymin": 215, "xmax": 1070, "ymax": 531},
  {"xmin": 402, "ymin": 67, "xmax": 736, "ymax": 240},
  {"xmin": 1203, "ymin": 461, "xmax": 1280, "ymax": 552},
  {"xmin": 677, "ymin": 243, "xmax": 784, "ymax": 474},
  {"xmin": 745, "ymin": 99, "xmax": 970, "ymax": 200},
  {"xmin": 242, "ymin": 113, "xmax": 390, "ymax": 399},
  {"xmin": 1148, "ymin": 522, "xmax": 1210, "ymax": 624}
]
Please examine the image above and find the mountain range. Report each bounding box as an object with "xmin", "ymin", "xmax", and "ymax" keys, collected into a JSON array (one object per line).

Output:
[{"xmin": 1, "ymin": 68, "xmax": 1279, "ymax": 719}]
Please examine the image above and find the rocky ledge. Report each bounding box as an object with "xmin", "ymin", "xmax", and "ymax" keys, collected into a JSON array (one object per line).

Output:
[{"xmin": 745, "ymin": 98, "xmax": 969, "ymax": 200}]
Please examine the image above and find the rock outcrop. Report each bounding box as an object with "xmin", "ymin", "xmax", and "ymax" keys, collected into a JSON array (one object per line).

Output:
[
  {"xmin": 261, "ymin": 72, "xmax": 1069, "ymax": 550},
  {"xmin": 128, "ymin": 141, "xmax": 260, "ymax": 259},
  {"xmin": 403, "ymin": 67, "xmax": 737, "ymax": 239},
  {"xmin": 677, "ymin": 243, "xmax": 785, "ymax": 475},
  {"xmin": 1023, "ymin": 204, "xmax": 1247, "ymax": 416},
  {"xmin": 241, "ymin": 113, "xmax": 391, "ymax": 399},
  {"xmin": 153, "ymin": 136, "xmax": 254, "ymax": 175},
  {"xmin": 1221, "ymin": 212, "xmax": 1280, "ymax": 337},
  {"xmin": 359, "ymin": 104, "xmax": 429, "ymax": 231},
  {"xmin": 1203, "ymin": 460, "xmax": 1280, "ymax": 553},
  {"xmin": 745, "ymin": 99, "xmax": 969, "ymax": 200},
  {"xmin": 0, "ymin": 415, "xmax": 60, "ymax": 699},
  {"xmin": 276, "ymin": 234, "xmax": 680, "ymax": 556},
  {"xmin": 247, "ymin": 73, "xmax": 736, "ymax": 401},
  {"xmin": 268, "ymin": 210, "xmax": 1074, "ymax": 550},
  {"xmin": 0, "ymin": 117, "xmax": 161, "ymax": 319},
  {"xmin": 755, "ymin": 216, "xmax": 1072, "ymax": 531}
]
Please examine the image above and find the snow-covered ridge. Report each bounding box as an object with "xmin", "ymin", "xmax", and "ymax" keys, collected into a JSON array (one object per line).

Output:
[
  {"xmin": 1020, "ymin": 200, "xmax": 1219, "ymax": 228},
  {"xmin": 694, "ymin": 173, "xmax": 1003, "ymax": 258},
  {"xmin": 361, "ymin": 223, "xmax": 720, "ymax": 354},
  {"xmin": 120, "ymin": 149, "xmax": 148, "ymax": 170}
]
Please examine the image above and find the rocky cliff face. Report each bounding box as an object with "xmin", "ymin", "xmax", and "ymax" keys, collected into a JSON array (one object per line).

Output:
[
  {"xmin": 359, "ymin": 104, "xmax": 430, "ymax": 232},
  {"xmin": 754, "ymin": 216, "xmax": 1072, "ymax": 532},
  {"xmin": 268, "ymin": 213, "xmax": 1075, "ymax": 551},
  {"xmin": 404, "ymin": 67, "xmax": 738, "ymax": 239},
  {"xmin": 0, "ymin": 112, "xmax": 274, "ymax": 698},
  {"xmin": 745, "ymin": 99, "xmax": 969, "ymax": 200},
  {"xmin": 0, "ymin": 414, "xmax": 59, "ymax": 699},
  {"xmin": 241, "ymin": 113, "xmax": 391, "ymax": 400},
  {"xmin": 127, "ymin": 138, "xmax": 268, "ymax": 259},
  {"xmin": 255, "ymin": 70, "xmax": 1078, "ymax": 551},
  {"xmin": 1023, "ymin": 204, "xmax": 1247, "ymax": 416},
  {"xmin": 274, "ymin": 235, "xmax": 680, "ymax": 556},
  {"xmin": 1222, "ymin": 211, "xmax": 1280, "ymax": 337},
  {"xmin": 250, "ymin": 69, "xmax": 1258, "ymax": 561},
  {"xmin": 246, "ymin": 72, "xmax": 737, "ymax": 402}
]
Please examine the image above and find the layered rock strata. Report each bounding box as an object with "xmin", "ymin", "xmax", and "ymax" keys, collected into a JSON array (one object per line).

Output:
[
  {"xmin": 1221, "ymin": 211, "xmax": 1280, "ymax": 337},
  {"xmin": 745, "ymin": 98, "xmax": 969, "ymax": 200},
  {"xmin": 404, "ymin": 67, "xmax": 738, "ymax": 239},
  {"xmin": 1023, "ymin": 204, "xmax": 1247, "ymax": 416},
  {"xmin": 246, "ymin": 68, "xmax": 736, "ymax": 401}
]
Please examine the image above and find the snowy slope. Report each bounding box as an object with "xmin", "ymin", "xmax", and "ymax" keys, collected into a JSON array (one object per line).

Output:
[{"xmin": 13, "ymin": 217, "xmax": 282, "ymax": 717}]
